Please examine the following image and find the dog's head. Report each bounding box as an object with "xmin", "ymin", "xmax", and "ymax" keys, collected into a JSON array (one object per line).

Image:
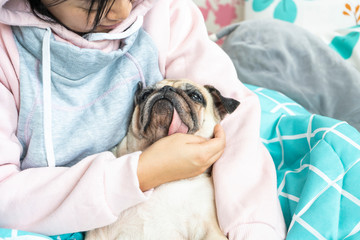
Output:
[{"xmin": 115, "ymin": 79, "xmax": 240, "ymax": 156}]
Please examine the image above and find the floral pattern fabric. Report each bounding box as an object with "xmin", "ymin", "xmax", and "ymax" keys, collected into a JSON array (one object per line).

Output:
[
  {"xmin": 245, "ymin": 0, "xmax": 356, "ymax": 31},
  {"xmin": 242, "ymin": 0, "xmax": 360, "ymax": 68},
  {"xmin": 193, "ymin": 0, "xmax": 245, "ymax": 34},
  {"xmin": 193, "ymin": 0, "xmax": 360, "ymax": 69}
]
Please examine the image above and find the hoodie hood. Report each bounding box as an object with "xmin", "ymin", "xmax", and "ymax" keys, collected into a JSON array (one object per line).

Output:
[{"xmin": 0, "ymin": 0, "xmax": 158, "ymax": 47}]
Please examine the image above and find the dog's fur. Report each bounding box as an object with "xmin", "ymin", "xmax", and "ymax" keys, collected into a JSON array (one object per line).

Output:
[{"xmin": 85, "ymin": 79, "xmax": 240, "ymax": 240}]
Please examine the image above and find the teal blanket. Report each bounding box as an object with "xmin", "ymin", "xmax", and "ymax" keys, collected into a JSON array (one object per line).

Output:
[
  {"xmin": 0, "ymin": 229, "xmax": 83, "ymax": 239},
  {"xmin": 1, "ymin": 85, "xmax": 360, "ymax": 239},
  {"xmin": 249, "ymin": 84, "xmax": 360, "ymax": 239}
]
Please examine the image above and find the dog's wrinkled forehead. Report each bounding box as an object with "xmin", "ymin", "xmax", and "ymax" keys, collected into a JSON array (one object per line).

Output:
[{"xmin": 155, "ymin": 79, "xmax": 205, "ymax": 92}]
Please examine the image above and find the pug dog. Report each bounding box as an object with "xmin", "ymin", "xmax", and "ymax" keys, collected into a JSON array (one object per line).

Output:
[{"xmin": 85, "ymin": 79, "xmax": 240, "ymax": 240}]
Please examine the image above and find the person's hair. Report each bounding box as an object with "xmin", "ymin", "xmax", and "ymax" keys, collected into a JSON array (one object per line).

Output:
[{"xmin": 26, "ymin": 0, "xmax": 116, "ymax": 33}]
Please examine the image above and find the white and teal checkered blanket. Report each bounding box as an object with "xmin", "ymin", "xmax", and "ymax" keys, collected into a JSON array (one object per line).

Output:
[
  {"xmin": 248, "ymin": 84, "xmax": 360, "ymax": 239},
  {"xmin": 0, "ymin": 229, "xmax": 83, "ymax": 240},
  {"xmin": 1, "ymin": 85, "xmax": 360, "ymax": 239}
]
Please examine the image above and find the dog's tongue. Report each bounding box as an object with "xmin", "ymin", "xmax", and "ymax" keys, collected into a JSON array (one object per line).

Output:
[{"xmin": 168, "ymin": 108, "xmax": 189, "ymax": 135}]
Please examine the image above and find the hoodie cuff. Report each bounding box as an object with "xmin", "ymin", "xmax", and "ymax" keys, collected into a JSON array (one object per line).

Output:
[
  {"xmin": 228, "ymin": 223, "xmax": 285, "ymax": 240},
  {"xmin": 104, "ymin": 151, "xmax": 153, "ymax": 216}
]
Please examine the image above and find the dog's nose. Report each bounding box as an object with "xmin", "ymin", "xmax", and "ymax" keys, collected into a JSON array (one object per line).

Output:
[{"xmin": 161, "ymin": 85, "xmax": 176, "ymax": 93}]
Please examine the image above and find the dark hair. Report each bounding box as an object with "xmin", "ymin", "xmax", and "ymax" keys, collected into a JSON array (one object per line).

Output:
[{"xmin": 26, "ymin": 0, "xmax": 116, "ymax": 33}]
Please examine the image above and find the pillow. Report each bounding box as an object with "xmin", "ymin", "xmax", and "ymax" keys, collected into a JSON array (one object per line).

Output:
[
  {"xmin": 243, "ymin": 0, "xmax": 360, "ymax": 70},
  {"xmin": 220, "ymin": 19, "xmax": 360, "ymax": 131},
  {"xmin": 244, "ymin": 0, "xmax": 355, "ymax": 31},
  {"xmin": 320, "ymin": 27, "xmax": 360, "ymax": 66}
]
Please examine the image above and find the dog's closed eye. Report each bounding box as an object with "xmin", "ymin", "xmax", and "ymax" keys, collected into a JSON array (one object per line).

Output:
[{"xmin": 186, "ymin": 90, "xmax": 206, "ymax": 106}]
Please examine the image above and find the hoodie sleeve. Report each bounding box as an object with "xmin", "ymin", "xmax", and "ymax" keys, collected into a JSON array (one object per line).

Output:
[
  {"xmin": 0, "ymin": 23, "xmax": 151, "ymax": 236},
  {"xmin": 144, "ymin": 0, "xmax": 287, "ymax": 239}
]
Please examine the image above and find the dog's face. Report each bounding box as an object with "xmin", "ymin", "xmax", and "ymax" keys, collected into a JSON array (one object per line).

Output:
[{"xmin": 115, "ymin": 79, "xmax": 240, "ymax": 157}]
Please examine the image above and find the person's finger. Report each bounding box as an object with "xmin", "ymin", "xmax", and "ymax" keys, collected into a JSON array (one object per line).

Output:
[
  {"xmin": 201, "ymin": 125, "xmax": 226, "ymax": 150},
  {"xmin": 194, "ymin": 126, "xmax": 225, "ymax": 164},
  {"xmin": 213, "ymin": 124, "xmax": 225, "ymax": 140},
  {"xmin": 206, "ymin": 147, "xmax": 224, "ymax": 165}
]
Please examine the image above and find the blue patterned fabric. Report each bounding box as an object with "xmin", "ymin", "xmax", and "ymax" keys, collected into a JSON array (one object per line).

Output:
[
  {"xmin": 247, "ymin": 84, "xmax": 360, "ymax": 239},
  {"xmin": 0, "ymin": 229, "xmax": 51, "ymax": 239},
  {"xmin": 0, "ymin": 229, "xmax": 84, "ymax": 240},
  {"xmin": 330, "ymin": 27, "xmax": 360, "ymax": 60}
]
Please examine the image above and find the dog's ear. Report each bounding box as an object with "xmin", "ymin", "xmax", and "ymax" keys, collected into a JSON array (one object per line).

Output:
[
  {"xmin": 204, "ymin": 85, "xmax": 240, "ymax": 120},
  {"xmin": 134, "ymin": 81, "xmax": 144, "ymax": 105}
]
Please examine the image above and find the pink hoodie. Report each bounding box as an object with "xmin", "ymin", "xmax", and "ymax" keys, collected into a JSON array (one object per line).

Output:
[{"xmin": 0, "ymin": 0, "xmax": 286, "ymax": 238}]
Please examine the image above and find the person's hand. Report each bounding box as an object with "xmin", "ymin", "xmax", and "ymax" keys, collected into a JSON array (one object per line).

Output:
[{"xmin": 137, "ymin": 124, "xmax": 226, "ymax": 191}]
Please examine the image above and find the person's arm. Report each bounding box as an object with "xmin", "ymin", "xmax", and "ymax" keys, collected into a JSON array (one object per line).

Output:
[
  {"xmin": 144, "ymin": 0, "xmax": 287, "ymax": 239},
  {"xmin": 0, "ymin": 92, "xmax": 150, "ymax": 236},
  {"xmin": 0, "ymin": 75, "xmax": 226, "ymax": 237},
  {"xmin": 0, "ymin": 76, "xmax": 226, "ymax": 236},
  {"xmin": 0, "ymin": 78, "xmax": 149, "ymax": 235}
]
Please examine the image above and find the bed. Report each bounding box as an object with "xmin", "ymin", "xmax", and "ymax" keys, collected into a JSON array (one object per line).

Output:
[
  {"xmin": 208, "ymin": 0, "xmax": 360, "ymax": 239},
  {"xmin": 2, "ymin": 0, "xmax": 360, "ymax": 239}
]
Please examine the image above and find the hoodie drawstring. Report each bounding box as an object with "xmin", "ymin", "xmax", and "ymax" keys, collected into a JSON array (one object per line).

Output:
[{"xmin": 42, "ymin": 27, "xmax": 56, "ymax": 167}]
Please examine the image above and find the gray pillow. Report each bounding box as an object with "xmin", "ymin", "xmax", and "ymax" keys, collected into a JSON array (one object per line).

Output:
[{"xmin": 217, "ymin": 19, "xmax": 360, "ymax": 132}]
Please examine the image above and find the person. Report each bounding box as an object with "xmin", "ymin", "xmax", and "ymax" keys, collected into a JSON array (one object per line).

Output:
[{"xmin": 0, "ymin": 0, "xmax": 286, "ymax": 239}]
